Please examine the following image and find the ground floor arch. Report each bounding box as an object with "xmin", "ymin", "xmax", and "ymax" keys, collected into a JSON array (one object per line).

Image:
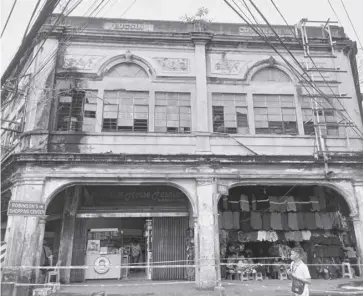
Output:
[
  {"xmin": 216, "ymin": 183, "xmax": 361, "ymax": 281},
  {"xmin": 43, "ymin": 183, "xmax": 196, "ymax": 284}
]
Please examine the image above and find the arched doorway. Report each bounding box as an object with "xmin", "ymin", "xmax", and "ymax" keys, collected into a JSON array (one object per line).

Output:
[
  {"xmin": 44, "ymin": 184, "xmax": 195, "ymax": 284},
  {"xmin": 217, "ymin": 185, "xmax": 359, "ymax": 280}
]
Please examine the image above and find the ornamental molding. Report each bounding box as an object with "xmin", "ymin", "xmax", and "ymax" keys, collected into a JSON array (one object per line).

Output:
[
  {"xmin": 153, "ymin": 57, "xmax": 190, "ymax": 73},
  {"xmin": 210, "ymin": 59, "xmax": 249, "ymax": 75},
  {"xmin": 62, "ymin": 54, "xmax": 106, "ymax": 70}
]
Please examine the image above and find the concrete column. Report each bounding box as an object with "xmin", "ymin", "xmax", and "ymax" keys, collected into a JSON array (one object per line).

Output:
[
  {"xmin": 191, "ymin": 33, "xmax": 212, "ymax": 133},
  {"xmin": 58, "ymin": 186, "xmax": 81, "ymax": 284},
  {"xmin": 196, "ymin": 178, "xmax": 217, "ymax": 289},
  {"xmin": 34, "ymin": 216, "xmax": 47, "ymax": 283},
  {"xmin": 2, "ymin": 180, "xmax": 45, "ymax": 296},
  {"xmin": 352, "ymin": 182, "xmax": 363, "ymax": 268}
]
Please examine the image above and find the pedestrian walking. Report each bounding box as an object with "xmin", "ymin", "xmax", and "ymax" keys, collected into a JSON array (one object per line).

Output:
[{"xmin": 288, "ymin": 247, "xmax": 311, "ymax": 296}]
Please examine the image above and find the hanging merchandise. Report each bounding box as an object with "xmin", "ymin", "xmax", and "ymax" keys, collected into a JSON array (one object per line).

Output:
[
  {"xmin": 239, "ymin": 231, "xmax": 258, "ymax": 243},
  {"xmin": 278, "ymin": 196, "xmax": 288, "ymax": 212},
  {"xmin": 240, "ymin": 212, "xmax": 251, "ymax": 232},
  {"xmin": 293, "ymin": 231, "xmax": 303, "ymax": 242},
  {"xmin": 262, "ymin": 212, "xmax": 271, "ymax": 230},
  {"xmin": 256, "ymin": 191, "xmax": 270, "ymax": 211},
  {"xmin": 229, "ymin": 230, "xmax": 238, "ymax": 242},
  {"xmin": 286, "ymin": 196, "xmax": 297, "ymax": 212},
  {"xmin": 282, "ymin": 213, "xmax": 289, "ymax": 231},
  {"xmin": 257, "ymin": 230, "xmax": 267, "ymax": 241},
  {"xmin": 218, "ymin": 212, "xmax": 223, "ymax": 229},
  {"xmin": 269, "ymin": 196, "xmax": 279, "ymax": 212},
  {"xmin": 330, "ymin": 212, "xmax": 341, "ymax": 229},
  {"xmin": 239, "ymin": 194, "xmax": 250, "ymax": 212},
  {"xmin": 320, "ymin": 213, "xmax": 333, "ymax": 230},
  {"xmin": 232, "ymin": 211, "xmax": 240, "ymax": 230},
  {"xmin": 250, "ymin": 211, "xmax": 263, "ymax": 230},
  {"xmin": 222, "ymin": 211, "xmax": 234, "ymax": 230},
  {"xmin": 310, "ymin": 196, "xmax": 320, "ymax": 211},
  {"xmin": 285, "ymin": 231, "xmax": 294, "ymax": 241},
  {"xmin": 300, "ymin": 195, "xmax": 312, "ymax": 212},
  {"xmin": 222, "ymin": 196, "xmax": 229, "ymax": 210},
  {"xmin": 270, "ymin": 212, "xmax": 283, "ymax": 230},
  {"xmin": 288, "ymin": 213, "xmax": 299, "ymax": 230},
  {"xmin": 314, "ymin": 212, "xmax": 324, "ymax": 229},
  {"xmin": 229, "ymin": 200, "xmax": 240, "ymax": 211},
  {"xmin": 297, "ymin": 212, "xmax": 305, "ymax": 229},
  {"xmin": 301, "ymin": 230, "xmax": 311, "ymax": 241},
  {"xmin": 314, "ymin": 186, "xmax": 326, "ymax": 210},
  {"xmin": 251, "ymin": 193, "xmax": 257, "ymax": 211},
  {"xmin": 337, "ymin": 211, "xmax": 348, "ymax": 229},
  {"xmin": 266, "ymin": 231, "xmax": 278, "ymax": 242},
  {"xmin": 304, "ymin": 212, "xmax": 317, "ymax": 230}
]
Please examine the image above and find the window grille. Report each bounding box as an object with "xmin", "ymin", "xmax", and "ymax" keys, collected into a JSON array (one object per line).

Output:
[
  {"xmin": 253, "ymin": 94, "xmax": 297, "ymax": 135},
  {"xmin": 212, "ymin": 93, "xmax": 248, "ymax": 134},
  {"xmin": 102, "ymin": 90, "xmax": 149, "ymax": 132},
  {"xmin": 154, "ymin": 92, "xmax": 191, "ymax": 133},
  {"xmin": 57, "ymin": 90, "xmax": 98, "ymax": 132}
]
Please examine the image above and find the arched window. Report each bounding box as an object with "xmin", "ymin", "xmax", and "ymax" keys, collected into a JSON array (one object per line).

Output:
[
  {"xmin": 105, "ymin": 63, "xmax": 149, "ymax": 78},
  {"xmin": 252, "ymin": 67, "xmax": 297, "ymax": 135},
  {"xmin": 252, "ymin": 67, "xmax": 291, "ymax": 82}
]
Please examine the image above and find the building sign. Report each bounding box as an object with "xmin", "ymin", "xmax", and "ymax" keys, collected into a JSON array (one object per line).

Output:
[
  {"xmin": 104, "ymin": 22, "xmax": 154, "ymax": 31},
  {"xmin": 239, "ymin": 26, "xmax": 294, "ymax": 37},
  {"xmin": 7, "ymin": 201, "xmax": 46, "ymax": 216}
]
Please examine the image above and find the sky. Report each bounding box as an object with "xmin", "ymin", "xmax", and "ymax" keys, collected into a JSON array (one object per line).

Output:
[{"xmin": 1, "ymin": 0, "xmax": 363, "ymax": 77}]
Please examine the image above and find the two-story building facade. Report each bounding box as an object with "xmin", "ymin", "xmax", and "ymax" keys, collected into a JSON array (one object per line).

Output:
[{"xmin": 1, "ymin": 15, "xmax": 363, "ymax": 293}]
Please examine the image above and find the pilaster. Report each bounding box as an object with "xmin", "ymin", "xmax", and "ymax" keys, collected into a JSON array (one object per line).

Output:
[
  {"xmin": 352, "ymin": 181, "xmax": 363, "ymax": 266},
  {"xmin": 196, "ymin": 177, "xmax": 217, "ymax": 289}
]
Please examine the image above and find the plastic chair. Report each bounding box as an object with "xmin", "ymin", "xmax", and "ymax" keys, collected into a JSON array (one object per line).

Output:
[
  {"xmin": 278, "ymin": 271, "xmax": 288, "ymax": 280},
  {"xmin": 342, "ymin": 262, "xmax": 353, "ymax": 279},
  {"xmin": 255, "ymin": 272, "xmax": 263, "ymax": 281},
  {"xmin": 241, "ymin": 272, "xmax": 249, "ymax": 281},
  {"xmin": 46, "ymin": 260, "xmax": 61, "ymax": 292}
]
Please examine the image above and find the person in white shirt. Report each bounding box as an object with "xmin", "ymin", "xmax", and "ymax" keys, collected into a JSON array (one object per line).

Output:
[{"xmin": 288, "ymin": 247, "xmax": 311, "ymax": 296}]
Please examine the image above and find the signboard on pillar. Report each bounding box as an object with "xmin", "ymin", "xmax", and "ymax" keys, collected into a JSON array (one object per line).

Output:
[{"xmin": 7, "ymin": 201, "xmax": 46, "ymax": 216}]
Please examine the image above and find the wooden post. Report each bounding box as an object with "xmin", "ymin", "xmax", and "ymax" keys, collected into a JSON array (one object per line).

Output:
[{"xmin": 58, "ymin": 186, "xmax": 81, "ymax": 283}]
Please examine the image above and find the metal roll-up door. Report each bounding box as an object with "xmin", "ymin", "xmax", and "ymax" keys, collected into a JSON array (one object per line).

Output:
[{"xmin": 152, "ymin": 217, "xmax": 188, "ymax": 280}]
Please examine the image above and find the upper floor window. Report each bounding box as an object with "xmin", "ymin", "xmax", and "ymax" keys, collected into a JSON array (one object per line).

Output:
[
  {"xmin": 252, "ymin": 67, "xmax": 291, "ymax": 83},
  {"xmin": 102, "ymin": 90, "xmax": 149, "ymax": 132},
  {"xmin": 106, "ymin": 63, "xmax": 149, "ymax": 78},
  {"xmin": 212, "ymin": 93, "xmax": 248, "ymax": 134},
  {"xmin": 253, "ymin": 94, "xmax": 297, "ymax": 135},
  {"xmin": 155, "ymin": 92, "xmax": 191, "ymax": 133},
  {"xmin": 57, "ymin": 89, "xmax": 98, "ymax": 132},
  {"xmin": 300, "ymin": 97, "xmax": 345, "ymax": 137}
]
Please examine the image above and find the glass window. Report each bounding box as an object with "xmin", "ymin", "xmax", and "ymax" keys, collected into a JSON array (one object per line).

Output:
[
  {"xmin": 57, "ymin": 90, "xmax": 98, "ymax": 132},
  {"xmin": 106, "ymin": 63, "xmax": 149, "ymax": 78},
  {"xmin": 253, "ymin": 94, "xmax": 297, "ymax": 135},
  {"xmin": 102, "ymin": 91, "xmax": 149, "ymax": 132},
  {"xmin": 252, "ymin": 67, "xmax": 291, "ymax": 82},
  {"xmin": 155, "ymin": 92, "xmax": 191, "ymax": 133},
  {"xmin": 212, "ymin": 93, "xmax": 248, "ymax": 134},
  {"xmin": 301, "ymin": 97, "xmax": 345, "ymax": 137}
]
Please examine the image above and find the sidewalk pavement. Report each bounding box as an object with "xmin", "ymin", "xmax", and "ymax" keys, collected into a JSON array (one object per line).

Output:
[{"xmin": 55, "ymin": 279, "xmax": 363, "ymax": 296}]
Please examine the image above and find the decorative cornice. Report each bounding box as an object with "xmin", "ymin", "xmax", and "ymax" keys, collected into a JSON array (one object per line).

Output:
[{"xmin": 2, "ymin": 152, "xmax": 363, "ymax": 169}]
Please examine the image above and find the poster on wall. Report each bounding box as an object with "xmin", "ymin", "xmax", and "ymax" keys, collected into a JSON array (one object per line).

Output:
[{"xmin": 87, "ymin": 240, "xmax": 100, "ymax": 253}]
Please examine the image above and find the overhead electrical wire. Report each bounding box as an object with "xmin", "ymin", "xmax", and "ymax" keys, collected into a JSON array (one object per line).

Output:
[
  {"xmin": 1, "ymin": 0, "xmax": 18, "ymax": 38},
  {"xmin": 21, "ymin": 0, "xmax": 43, "ymax": 43},
  {"xmin": 268, "ymin": 0, "xmax": 362, "ymax": 138},
  {"xmin": 327, "ymin": 0, "xmax": 342, "ymax": 25},
  {"xmin": 244, "ymin": 0, "xmax": 363, "ymax": 139},
  {"xmin": 340, "ymin": 0, "xmax": 363, "ymax": 50}
]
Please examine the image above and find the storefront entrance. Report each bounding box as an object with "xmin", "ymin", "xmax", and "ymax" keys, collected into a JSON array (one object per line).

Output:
[
  {"xmin": 218, "ymin": 185, "xmax": 359, "ymax": 280},
  {"xmin": 45, "ymin": 184, "xmax": 194, "ymax": 283}
]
